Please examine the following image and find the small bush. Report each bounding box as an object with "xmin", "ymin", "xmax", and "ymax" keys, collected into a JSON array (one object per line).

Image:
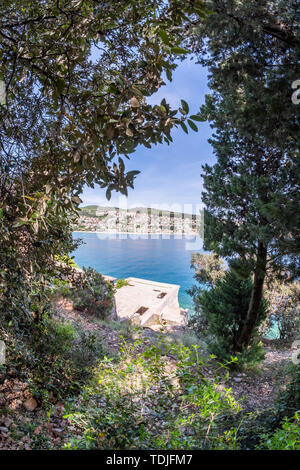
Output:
[
  {"xmin": 6, "ymin": 314, "xmax": 104, "ymax": 402},
  {"xmin": 55, "ymin": 254, "xmax": 79, "ymax": 269},
  {"xmin": 190, "ymin": 269, "xmax": 268, "ymax": 368},
  {"xmin": 258, "ymin": 413, "xmax": 300, "ymax": 450},
  {"xmin": 115, "ymin": 279, "xmax": 129, "ymax": 289},
  {"xmin": 70, "ymin": 267, "xmax": 114, "ymax": 319},
  {"xmin": 63, "ymin": 338, "xmax": 241, "ymax": 450},
  {"xmin": 275, "ymin": 364, "xmax": 300, "ymax": 423},
  {"xmin": 264, "ymin": 280, "xmax": 300, "ymax": 342},
  {"xmin": 50, "ymin": 278, "xmax": 71, "ymax": 297},
  {"xmin": 31, "ymin": 316, "xmax": 104, "ymax": 398}
]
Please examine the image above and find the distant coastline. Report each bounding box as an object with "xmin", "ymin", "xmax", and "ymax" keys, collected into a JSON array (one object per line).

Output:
[
  {"xmin": 73, "ymin": 230, "xmax": 200, "ymax": 236},
  {"xmin": 72, "ymin": 205, "xmax": 202, "ymax": 236}
]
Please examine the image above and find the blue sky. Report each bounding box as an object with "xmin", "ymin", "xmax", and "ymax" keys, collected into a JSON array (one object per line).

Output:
[{"xmin": 80, "ymin": 59, "xmax": 215, "ymax": 214}]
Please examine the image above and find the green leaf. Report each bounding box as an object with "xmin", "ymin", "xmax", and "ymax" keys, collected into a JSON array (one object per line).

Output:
[
  {"xmin": 166, "ymin": 68, "xmax": 173, "ymax": 82},
  {"xmin": 180, "ymin": 122, "xmax": 188, "ymax": 134},
  {"xmin": 108, "ymin": 83, "xmax": 119, "ymax": 95},
  {"xmin": 106, "ymin": 188, "xmax": 111, "ymax": 200},
  {"xmin": 127, "ymin": 170, "xmax": 140, "ymax": 179},
  {"xmin": 187, "ymin": 119, "xmax": 198, "ymax": 132},
  {"xmin": 56, "ymin": 78, "xmax": 65, "ymax": 94},
  {"xmin": 171, "ymin": 47, "xmax": 189, "ymax": 55},
  {"xmin": 13, "ymin": 219, "xmax": 28, "ymax": 228},
  {"xmin": 131, "ymin": 86, "xmax": 144, "ymax": 98},
  {"xmin": 181, "ymin": 100, "xmax": 189, "ymax": 114},
  {"xmin": 190, "ymin": 114, "xmax": 206, "ymax": 122},
  {"xmin": 118, "ymin": 157, "xmax": 125, "ymax": 173},
  {"xmin": 72, "ymin": 196, "xmax": 83, "ymax": 205},
  {"xmin": 159, "ymin": 30, "xmax": 171, "ymax": 46}
]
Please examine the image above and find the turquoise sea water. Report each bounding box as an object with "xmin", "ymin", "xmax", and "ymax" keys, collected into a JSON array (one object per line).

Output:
[
  {"xmin": 71, "ymin": 232, "xmax": 280, "ymax": 338},
  {"xmin": 72, "ymin": 232, "xmax": 204, "ymax": 313}
]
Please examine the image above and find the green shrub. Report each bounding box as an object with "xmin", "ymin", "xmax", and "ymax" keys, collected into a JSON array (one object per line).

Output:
[
  {"xmin": 63, "ymin": 338, "xmax": 241, "ymax": 450},
  {"xmin": 31, "ymin": 316, "xmax": 102, "ymax": 397},
  {"xmin": 190, "ymin": 252, "xmax": 226, "ymax": 286},
  {"xmin": 34, "ymin": 315, "xmax": 77, "ymax": 357},
  {"xmin": 70, "ymin": 267, "xmax": 114, "ymax": 319},
  {"xmin": 6, "ymin": 315, "xmax": 104, "ymax": 402},
  {"xmin": 236, "ymin": 362, "xmax": 300, "ymax": 449},
  {"xmin": 264, "ymin": 280, "xmax": 300, "ymax": 342},
  {"xmin": 190, "ymin": 269, "xmax": 268, "ymax": 368},
  {"xmin": 258, "ymin": 413, "xmax": 300, "ymax": 450},
  {"xmin": 55, "ymin": 254, "xmax": 79, "ymax": 269},
  {"xmin": 275, "ymin": 364, "xmax": 300, "ymax": 423},
  {"xmin": 115, "ymin": 279, "xmax": 129, "ymax": 289},
  {"xmin": 49, "ymin": 278, "xmax": 71, "ymax": 297}
]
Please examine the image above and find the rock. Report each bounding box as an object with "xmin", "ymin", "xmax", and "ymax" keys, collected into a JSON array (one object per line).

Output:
[
  {"xmin": 233, "ymin": 377, "xmax": 243, "ymax": 383},
  {"xmin": 140, "ymin": 312, "xmax": 160, "ymax": 328},
  {"xmin": 107, "ymin": 300, "xmax": 118, "ymax": 321},
  {"xmin": 24, "ymin": 398, "xmax": 38, "ymax": 411},
  {"xmin": 4, "ymin": 417, "xmax": 12, "ymax": 428},
  {"xmin": 130, "ymin": 313, "xmax": 142, "ymax": 326},
  {"xmin": 33, "ymin": 425, "xmax": 43, "ymax": 435},
  {"xmin": 0, "ymin": 427, "xmax": 8, "ymax": 433},
  {"xmin": 160, "ymin": 306, "xmax": 188, "ymax": 327},
  {"xmin": 55, "ymin": 402, "xmax": 65, "ymax": 411}
]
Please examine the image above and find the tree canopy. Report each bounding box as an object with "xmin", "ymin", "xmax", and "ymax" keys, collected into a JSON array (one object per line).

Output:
[
  {"xmin": 187, "ymin": 0, "xmax": 300, "ymax": 348},
  {"xmin": 0, "ymin": 0, "xmax": 207, "ymax": 325}
]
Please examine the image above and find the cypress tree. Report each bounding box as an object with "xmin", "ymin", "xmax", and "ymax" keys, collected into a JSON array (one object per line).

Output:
[{"xmin": 188, "ymin": 0, "xmax": 300, "ymax": 349}]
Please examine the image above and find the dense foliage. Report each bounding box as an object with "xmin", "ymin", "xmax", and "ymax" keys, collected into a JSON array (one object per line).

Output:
[
  {"xmin": 264, "ymin": 281, "xmax": 300, "ymax": 341},
  {"xmin": 0, "ymin": 0, "xmax": 299, "ymax": 452},
  {"xmin": 190, "ymin": 266, "xmax": 268, "ymax": 367},
  {"xmin": 0, "ymin": 266, "xmax": 113, "ymax": 401},
  {"xmin": 187, "ymin": 0, "xmax": 300, "ymax": 349},
  {"xmin": 275, "ymin": 364, "xmax": 300, "ymax": 423},
  {"xmin": 0, "ymin": 0, "xmax": 206, "ymax": 331},
  {"xmin": 63, "ymin": 336, "xmax": 241, "ymax": 450},
  {"xmin": 258, "ymin": 413, "xmax": 300, "ymax": 450},
  {"xmin": 70, "ymin": 267, "xmax": 115, "ymax": 319}
]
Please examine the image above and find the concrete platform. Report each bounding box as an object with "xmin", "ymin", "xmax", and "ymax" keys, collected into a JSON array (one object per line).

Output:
[{"xmin": 114, "ymin": 277, "xmax": 188, "ymax": 328}]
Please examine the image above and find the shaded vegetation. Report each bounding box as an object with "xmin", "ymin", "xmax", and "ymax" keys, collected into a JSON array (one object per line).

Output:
[{"xmin": 190, "ymin": 269, "xmax": 268, "ymax": 368}]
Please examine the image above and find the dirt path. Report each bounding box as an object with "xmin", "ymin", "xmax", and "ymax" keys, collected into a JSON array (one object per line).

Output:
[{"xmin": 228, "ymin": 348, "xmax": 291, "ymax": 411}]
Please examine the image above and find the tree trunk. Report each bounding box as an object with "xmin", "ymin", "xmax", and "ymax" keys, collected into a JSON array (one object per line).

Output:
[{"xmin": 235, "ymin": 244, "xmax": 267, "ymax": 351}]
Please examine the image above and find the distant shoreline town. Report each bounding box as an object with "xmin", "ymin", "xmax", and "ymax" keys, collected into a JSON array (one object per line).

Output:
[{"xmin": 72, "ymin": 205, "xmax": 202, "ymax": 235}]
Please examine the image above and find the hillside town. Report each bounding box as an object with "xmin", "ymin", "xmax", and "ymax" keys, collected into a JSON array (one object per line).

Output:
[{"xmin": 72, "ymin": 207, "xmax": 202, "ymax": 235}]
